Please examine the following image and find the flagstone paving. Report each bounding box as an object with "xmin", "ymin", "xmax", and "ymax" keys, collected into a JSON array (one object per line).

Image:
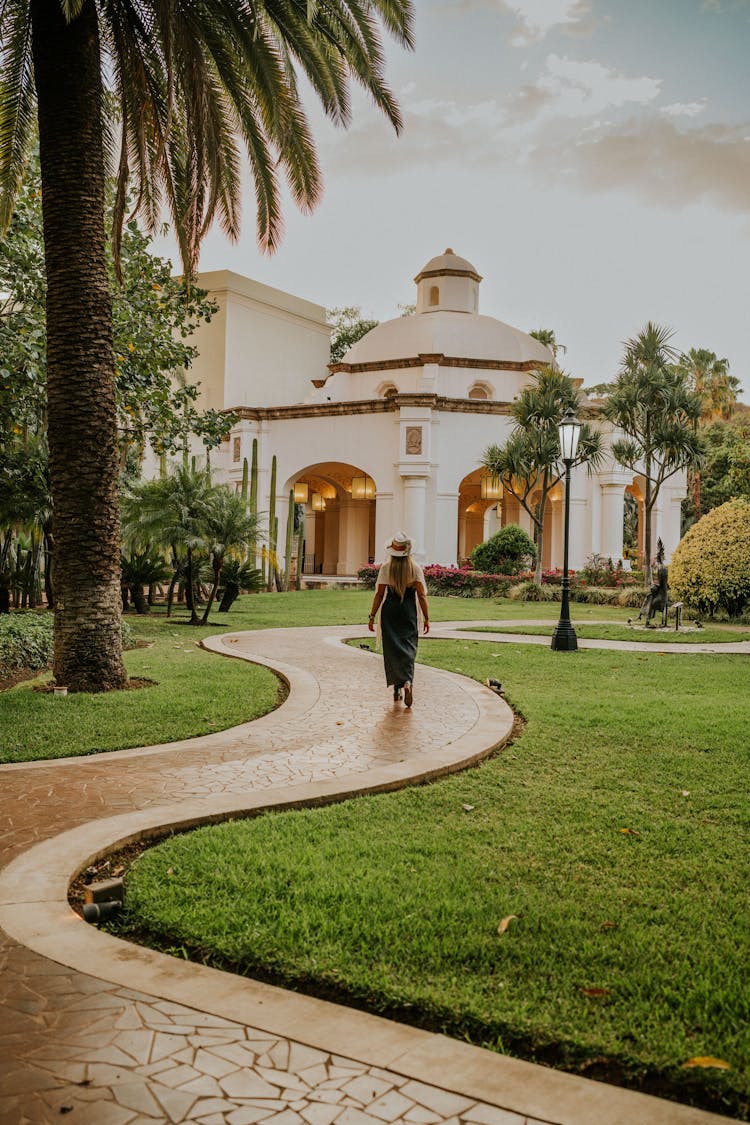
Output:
[{"xmin": 0, "ymin": 623, "xmax": 740, "ymax": 1124}]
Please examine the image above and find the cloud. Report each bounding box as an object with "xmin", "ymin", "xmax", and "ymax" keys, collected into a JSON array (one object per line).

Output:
[
  {"xmin": 528, "ymin": 118, "xmax": 750, "ymax": 213},
  {"xmin": 445, "ymin": 0, "xmax": 597, "ymax": 43},
  {"xmin": 661, "ymin": 101, "xmax": 707, "ymax": 118},
  {"xmin": 506, "ymin": 53, "xmax": 662, "ymax": 124}
]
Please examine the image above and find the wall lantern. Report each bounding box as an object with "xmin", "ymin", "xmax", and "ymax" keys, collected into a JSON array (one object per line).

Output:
[
  {"xmin": 293, "ymin": 482, "xmax": 309, "ymax": 504},
  {"xmin": 480, "ymin": 474, "xmax": 503, "ymax": 500},
  {"xmin": 351, "ymin": 474, "xmax": 376, "ymax": 500},
  {"xmin": 311, "ymin": 492, "xmax": 326, "ymax": 512}
]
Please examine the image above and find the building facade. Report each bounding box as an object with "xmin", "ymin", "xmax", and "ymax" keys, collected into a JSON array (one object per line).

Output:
[{"xmin": 174, "ymin": 252, "xmax": 685, "ymax": 576}]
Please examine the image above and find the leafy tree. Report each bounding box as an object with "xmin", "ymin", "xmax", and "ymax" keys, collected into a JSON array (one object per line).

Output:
[
  {"xmin": 470, "ymin": 524, "xmax": 536, "ymax": 575},
  {"xmin": 0, "ymin": 0, "xmax": 414, "ymax": 691},
  {"xmin": 328, "ymin": 306, "xmax": 380, "ymax": 364},
  {"xmin": 481, "ymin": 366, "xmax": 603, "ymax": 584},
  {"xmin": 602, "ymin": 323, "xmax": 703, "ymax": 581},
  {"xmin": 681, "ymin": 414, "xmax": 750, "ymax": 530}
]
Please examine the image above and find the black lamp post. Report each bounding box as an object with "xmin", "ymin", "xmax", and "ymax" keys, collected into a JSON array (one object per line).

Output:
[{"xmin": 551, "ymin": 406, "xmax": 581, "ymax": 652}]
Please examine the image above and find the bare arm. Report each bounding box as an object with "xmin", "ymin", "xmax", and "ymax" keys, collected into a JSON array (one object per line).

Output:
[
  {"xmin": 368, "ymin": 584, "xmax": 387, "ymax": 631},
  {"xmin": 417, "ymin": 582, "xmax": 430, "ymax": 634}
]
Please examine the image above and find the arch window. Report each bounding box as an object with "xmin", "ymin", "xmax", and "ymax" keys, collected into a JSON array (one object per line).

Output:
[
  {"xmin": 429, "ymin": 285, "xmax": 440, "ymax": 306},
  {"xmin": 468, "ymin": 381, "xmax": 493, "ymax": 400}
]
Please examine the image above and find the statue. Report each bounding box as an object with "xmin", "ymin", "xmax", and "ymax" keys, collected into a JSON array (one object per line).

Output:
[{"xmin": 638, "ymin": 538, "xmax": 669, "ymax": 627}]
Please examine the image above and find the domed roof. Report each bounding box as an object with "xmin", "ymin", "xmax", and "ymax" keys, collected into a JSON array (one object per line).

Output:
[
  {"xmin": 415, "ymin": 248, "xmax": 481, "ymax": 283},
  {"xmin": 341, "ymin": 311, "xmax": 552, "ymax": 368}
]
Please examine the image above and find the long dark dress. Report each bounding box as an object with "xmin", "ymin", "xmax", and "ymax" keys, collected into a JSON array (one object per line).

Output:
[{"xmin": 380, "ymin": 584, "xmax": 418, "ymax": 688}]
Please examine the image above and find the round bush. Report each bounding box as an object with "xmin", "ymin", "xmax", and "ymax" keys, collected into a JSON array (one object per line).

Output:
[
  {"xmin": 669, "ymin": 498, "xmax": 750, "ymax": 617},
  {"xmin": 470, "ymin": 524, "xmax": 536, "ymax": 575}
]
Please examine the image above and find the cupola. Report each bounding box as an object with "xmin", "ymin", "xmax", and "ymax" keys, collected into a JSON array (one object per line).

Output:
[{"xmin": 414, "ymin": 248, "xmax": 482, "ymax": 315}]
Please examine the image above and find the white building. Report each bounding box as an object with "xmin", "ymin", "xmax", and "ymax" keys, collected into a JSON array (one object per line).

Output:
[{"xmin": 178, "ymin": 251, "xmax": 685, "ymax": 576}]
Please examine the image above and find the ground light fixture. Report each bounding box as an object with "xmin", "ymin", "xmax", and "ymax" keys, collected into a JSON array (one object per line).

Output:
[{"xmin": 551, "ymin": 406, "xmax": 581, "ymax": 652}]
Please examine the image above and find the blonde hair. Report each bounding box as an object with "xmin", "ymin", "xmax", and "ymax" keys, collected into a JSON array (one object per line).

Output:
[{"xmin": 388, "ymin": 555, "xmax": 417, "ymax": 600}]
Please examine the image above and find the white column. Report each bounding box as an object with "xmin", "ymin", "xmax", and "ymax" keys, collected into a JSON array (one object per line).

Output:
[
  {"xmin": 374, "ymin": 492, "xmax": 394, "ymax": 564},
  {"xmin": 337, "ymin": 499, "xmax": 370, "ymax": 575},
  {"xmin": 303, "ymin": 509, "xmax": 317, "ymax": 573},
  {"xmin": 433, "ymin": 492, "xmax": 460, "ymax": 565},
  {"xmin": 656, "ymin": 483, "xmax": 686, "ymax": 562},
  {"xmin": 548, "ymin": 494, "xmax": 563, "ymax": 570},
  {"xmin": 402, "ymin": 475, "xmax": 428, "ymax": 564}
]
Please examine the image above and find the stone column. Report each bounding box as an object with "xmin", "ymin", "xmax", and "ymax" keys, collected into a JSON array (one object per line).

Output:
[
  {"xmin": 337, "ymin": 498, "xmax": 370, "ymax": 575},
  {"xmin": 401, "ymin": 474, "xmax": 428, "ymax": 563},
  {"xmin": 598, "ymin": 472, "xmax": 631, "ymax": 564}
]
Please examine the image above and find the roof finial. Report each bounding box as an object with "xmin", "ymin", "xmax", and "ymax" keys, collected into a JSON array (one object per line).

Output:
[{"xmin": 444, "ymin": 247, "xmax": 454, "ymax": 255}]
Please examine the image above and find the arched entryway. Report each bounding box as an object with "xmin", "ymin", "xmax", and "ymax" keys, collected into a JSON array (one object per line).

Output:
[{"xmin": 287, "ymin": 462, "xmax": 377, "ymax": 576}]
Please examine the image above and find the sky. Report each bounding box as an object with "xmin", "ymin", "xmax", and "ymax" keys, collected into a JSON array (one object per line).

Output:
[{"xmin": 156, "ymin": 0, "xmax": 750, "ymax": 395}]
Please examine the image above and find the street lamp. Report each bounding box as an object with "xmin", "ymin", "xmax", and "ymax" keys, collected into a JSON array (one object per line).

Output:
[{"xmin": 551, "ymin": 407, "xmax": 581, "ymax": 652}]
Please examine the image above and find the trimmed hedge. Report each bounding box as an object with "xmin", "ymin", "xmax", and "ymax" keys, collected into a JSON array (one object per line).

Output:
[
  {"xmin": 357, "ymin": 565, "xmax": 515, "ymax": 598},
  {"xmin": 670, "ymin": 498, "xmax": 750, "ymax": 617},
  {"xmin": 0, "ymin": 612, "xmax": 135, "ymax": 678}
]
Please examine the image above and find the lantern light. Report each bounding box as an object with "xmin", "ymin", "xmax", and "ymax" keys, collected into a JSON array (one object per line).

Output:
[
  {"xmin": 351, "ymin": 474, "xmax": 375, "ymax": 500},
  {"xmin": 311, "ymin": 492, "xmax": 326, "ymax": 512},
  {"xmin": 480, "ymin": 474, "xmax": 502, "ymax": 500},
  {"xmin": 293, "ymin": 482, "xmax": 309, "ymax": 504},
  {"xmin": 558, "ymin": 407, "xmax": 581, "ymax": 464}
]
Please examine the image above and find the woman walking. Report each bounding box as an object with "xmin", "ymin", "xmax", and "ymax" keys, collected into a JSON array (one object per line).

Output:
[{"xmin": 368, "ymin": 533, "xmax": 429, "ymax": 707}]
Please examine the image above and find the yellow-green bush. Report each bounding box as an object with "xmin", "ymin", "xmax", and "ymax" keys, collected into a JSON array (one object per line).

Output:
[{"xmin": 670, "ymin": 498, "xmax": 750, "ymax": 617}]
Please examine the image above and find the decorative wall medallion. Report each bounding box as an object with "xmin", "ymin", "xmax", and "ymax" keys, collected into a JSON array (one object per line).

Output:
[
  {"xmin": 232, "ymin": 436, "xmax": 241, "ymax": 463},
  {"xmin": 405, "ymin": 426, "xmax": 423, "ymax": 455}
]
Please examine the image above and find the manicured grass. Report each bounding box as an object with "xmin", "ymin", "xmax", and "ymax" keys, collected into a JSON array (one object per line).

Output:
[
  {"xmin": 0, "ymin": 613, "xmax": 281, "ymax": 763},
  {"xmin": 120, "ymin": 636, "xmax": 750, "ymax": 1118},
  {"xmin": 466, "ymin": 622, "xmax": 750, "ymax": 644}
]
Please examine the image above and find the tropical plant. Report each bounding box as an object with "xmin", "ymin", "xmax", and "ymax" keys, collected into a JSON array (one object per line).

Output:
[
  {"xmin": 602, "ymin": 324, "xmax": 704, "ymax": 581},
  {"xmin": 674, "ymin": 348, "xmax": 741, "ymax": 519},
  {"xmin": 669, "ymin": 498, "xmax": 750, "ymax": 618},
  {"xmin": 217, "ymin": 559, "xmax": 265, "ymax": 613},
  {"xmin": 120, "ymin": 550, "xmax": 171, "ymax": 614},
  {"xmin": 122, "ymin": 466, "xmax": 216, "ymax": 624},
  {"xmin": 481, "ymin": 366, "xmax": 603, "ymax": 584},
  {"xmin": 0, "ymin": 0, "xmax": 414, "ymax": 691},
  {"xmin": 470, "ymin": 524, "xmax": 536, "ymax": 575},
  {"xmin": 200, "ymin": 488, "xmax": 263, "ymax": 625},
  {"xmin": 529, "ymin": 328, "xmax": 565, "ymax": 359}
]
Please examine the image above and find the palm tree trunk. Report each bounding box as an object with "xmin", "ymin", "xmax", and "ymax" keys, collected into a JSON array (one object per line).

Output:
[
  {"xmin": 200, "ymin": 559, "xmax": 223, "ymax": 626},
  {"xmin": 31, "ymin": 0, "xmax": 126, "ymax": 690},
  {"xmin": 186, "ymin": 547, "xmax": 200, "ymax": 624}
]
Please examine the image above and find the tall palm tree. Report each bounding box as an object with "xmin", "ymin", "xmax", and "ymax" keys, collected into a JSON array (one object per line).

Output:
[
  {"xmin": 0, "ymin": 0, "xmax": 414, "ymax": 690},
  {"xmin": 675, "ymin": 348, "xmax": 740, "ymax": 519}
]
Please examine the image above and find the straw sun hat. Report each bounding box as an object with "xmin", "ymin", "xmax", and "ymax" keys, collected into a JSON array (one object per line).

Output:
[{"xmin": 385, "ymin": 532, "xmax": 412, "ymax": 557}]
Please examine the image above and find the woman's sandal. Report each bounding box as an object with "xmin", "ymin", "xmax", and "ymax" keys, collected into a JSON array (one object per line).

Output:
[
  {"xmin": 404, "ymin": 681, "xmax": 413, "ymax": 708},
  {"xmin": 393, "ymin": 686, "xmax": 402, "ymax": 701}
]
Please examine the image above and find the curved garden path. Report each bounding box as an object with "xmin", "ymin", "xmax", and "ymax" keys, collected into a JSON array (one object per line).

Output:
[{"xmin": 0, "ymin": 623, "xmax": 740, "ymax": 1125}]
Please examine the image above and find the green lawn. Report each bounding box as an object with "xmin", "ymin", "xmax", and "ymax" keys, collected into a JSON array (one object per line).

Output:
[
  {"xmin": 118, "ymin": 631, "xmax": 750, "ymax": 1120},
  {"xmin": 466, "ymin": 622, "xmax": 750, "ymax": 644}
]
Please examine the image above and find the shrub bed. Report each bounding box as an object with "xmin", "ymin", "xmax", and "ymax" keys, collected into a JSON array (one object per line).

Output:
[{"xmin": 0, "ymin": 612, "xmax": 135, "ymax": 679}]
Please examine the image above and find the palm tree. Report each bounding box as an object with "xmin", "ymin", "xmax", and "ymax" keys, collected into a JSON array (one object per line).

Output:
[
  {"xmin": 481, "ymin": 366, "xmax": 603, "ymax": 584},
  {"xmin": 530, "ymin": 328, "xmax": 566, "ymax": 360},
  {"xmin": 0, "ymin": 0, "xmax": 414, "ymax": 690},
  {"xmin": 201, "ymin": 487, "xmax": 263, "ymax": 625},
  {"xmin": 675, "ymin": 349, "xmax": 740, "ymax": 519},
  {"xmin": 122, "ymin": 465, "xmax": 216, "ymax": 624},
  {"xmin": 603, "ymin": 323, "xmax": 704, "ymax": 581}
]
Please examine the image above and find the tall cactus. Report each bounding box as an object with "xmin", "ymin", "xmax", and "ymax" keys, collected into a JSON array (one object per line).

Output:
[
  {"xmin": 295, "ymin": 523, "xmax": 304, "ymax": 590},
  {"xmin": 240, "ymin": 457, "xmax": 249, "ymax": 504},
  {"xmin": 284, "ymin": 490, "xmax": 295, "ymax": 591},
  {"xmin": 267, "ymin": 455, "xmax": 277, "ymax": 591},
  {"xmin": 159, "ymin": 452, "xmax": 167, "ymax": 479},
  {"xmin": 249, "ymin": 439, "xmax": 259, "ymax": 572}
]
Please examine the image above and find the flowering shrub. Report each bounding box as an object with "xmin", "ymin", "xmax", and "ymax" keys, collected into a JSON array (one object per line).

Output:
[
  {"xmin": 579, "ymin": 554, "xmax": 643, "ymax": 588},
  {"xmin": 357, "ymin": 564, "xmax": 513, "ymax": 597},
  {"xmin": 669, "ymin": 498, "xmax": 750, "ymax": 617}
]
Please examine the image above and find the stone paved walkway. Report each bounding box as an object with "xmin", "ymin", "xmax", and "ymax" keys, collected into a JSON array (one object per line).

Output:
[{"xmin": 0, "ymin": 624, "xmax": 741, "ymax": 1125}]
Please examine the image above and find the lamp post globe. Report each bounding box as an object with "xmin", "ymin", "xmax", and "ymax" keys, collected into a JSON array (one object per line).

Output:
[{"xmin": 551, "ymin": 407, "xmax": 581, "ymax": 652}]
